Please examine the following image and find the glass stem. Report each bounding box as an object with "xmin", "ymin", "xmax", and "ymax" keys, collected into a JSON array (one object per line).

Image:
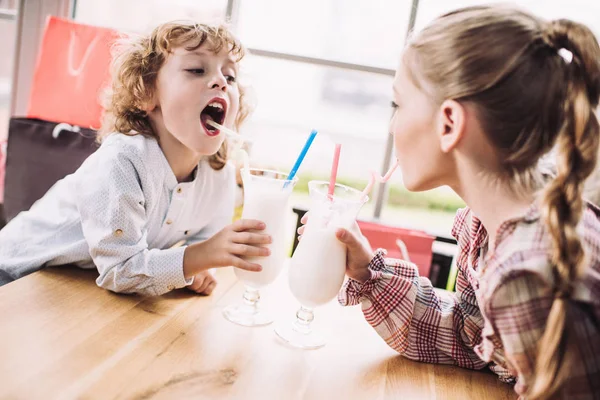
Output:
[
  {"xmin": 242, "ymin": 286, "xmax": 260, "ymax": 314},
  {"xmin": 292, "ymin": 306, "xmax": 314, "ymax": 335}
]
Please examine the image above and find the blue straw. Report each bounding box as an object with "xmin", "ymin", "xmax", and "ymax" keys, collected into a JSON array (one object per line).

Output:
[{"xmin": 285, "ymin": 129, "xmax": 318, "ymax": 186}]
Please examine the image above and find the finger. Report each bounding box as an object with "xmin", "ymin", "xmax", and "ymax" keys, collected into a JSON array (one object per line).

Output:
[
  {"xmin": 297, "ymin": 226, "xmax": 305, "ymax": 235},
  {"xmin": 201, "ymin": 281, "xmax": 217, "ymax": 295},
  {"xmin": 193, "ymin": 282, "xmax": 208, "ymax": 293},
  {"xmin": 232, "ymin": 219, "xmax": 266, "ymax": 232},
  {"xmin": 336, "ymin": 228, "xmax": 363, "ymax": 251},
  {"xmin": 230, "ymin": 256, "xmax": 263, "ymax": 272},
  {"xmin": 300, "ymin": 213, "xmax": 308, "ymax": 224},
  {"xmin": 195, "ymin": 278, "xmax": 212, "ymax": 294},
  {"xmin": 298, "ymin": 234, "xmax": 303, "ymax": 242},
  {"xmin": 233, "ymin": 232, "xmax": 272, "ymax": 245},
  {"xmin": 189, "ymin": 276, "xmax": 205, "ymax": 292},
  {"xmin": 231, "ymin": 244, "xmax": 270, "ymax": 257}
]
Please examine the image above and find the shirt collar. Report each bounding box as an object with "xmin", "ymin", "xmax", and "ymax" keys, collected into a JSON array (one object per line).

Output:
[{"xmin": 471, "ymin": 201, "xmax": 541, "ymax": 251}]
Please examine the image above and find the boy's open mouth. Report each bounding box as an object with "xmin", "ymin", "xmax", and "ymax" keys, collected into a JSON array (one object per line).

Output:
[{"xmin": 200, "ymin": 99, "xmax": 227, "ymax": 137}]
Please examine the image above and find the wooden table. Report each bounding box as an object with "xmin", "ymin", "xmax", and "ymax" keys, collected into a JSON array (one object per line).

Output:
[{"xmin": 0, "ymin": 263, "xmax": 516, "ymax": 400}]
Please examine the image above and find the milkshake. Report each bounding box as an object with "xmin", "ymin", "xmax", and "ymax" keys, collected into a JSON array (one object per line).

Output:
[
  {"xmin": 289, "ymin": 225, "xmax": 346, "ymax": 308},
  {"xmin": 276, "ymin": 181, "xmax": 367, "ymax": 349},
  {"xmin": 223, "ymin": 168, "xmax": 297, "ymax": 327},
  {"xmin": 234, "ymin": 173, "xmax": 291, "ymax": 288}
]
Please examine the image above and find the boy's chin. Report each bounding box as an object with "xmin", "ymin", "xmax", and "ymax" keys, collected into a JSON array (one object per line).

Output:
[{"xmin": 190, "ymin": 138, "xmax": 225, "ymax": 156}]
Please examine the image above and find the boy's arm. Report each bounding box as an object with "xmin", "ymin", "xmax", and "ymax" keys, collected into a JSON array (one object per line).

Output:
[{"xmin": 75, "ymin": 150, "xmax": 189, "ymax": 296}]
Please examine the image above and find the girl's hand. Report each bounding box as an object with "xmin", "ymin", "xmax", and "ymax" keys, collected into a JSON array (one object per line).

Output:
[
  {"xmin": 187, "ymin": 269, "xmax": 218, "ymax": 295},
  {"xmin": 183, "ymin": 219, "xmax": 271, "ymax": 278},
  {"xmin": 296, "ymin": 213, "xmax": 309, "ymax": 238},
  {"xmin": 297, "ymin": 214, "xmax": 374, "ymax": 283},
  {"xmin": 335, "ymin": 226, "xmax": 375, "ymax": 283}
]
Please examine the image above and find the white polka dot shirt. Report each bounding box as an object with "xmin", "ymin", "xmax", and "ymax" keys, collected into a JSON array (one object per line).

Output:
[{"xmin": 0, "ymin": 134, "xmax": 235, "ymax": 295}]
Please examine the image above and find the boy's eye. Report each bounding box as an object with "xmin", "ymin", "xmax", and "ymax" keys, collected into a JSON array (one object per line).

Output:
[
  {"xmin": 226, "ymin": 75, "xmax": 237, "ymax": 83},
  {"xmin": 186, "ymin": 68, "xmax": 205, "ymax": 75}
]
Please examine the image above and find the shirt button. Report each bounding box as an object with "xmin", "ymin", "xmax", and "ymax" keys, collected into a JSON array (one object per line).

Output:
[
  {"xmin": 167, "ymin": 285, "xmax": 175, "ymax": 291},
  {"xmin": 177, "ymin": 188, "xmax": 182, "ymax": 194},
  {"xmin": 114, "ymin": 229, "xmax": 123, "ymax": 236},
  {"xmin": 166, "ymin": 219, "xmax": 173, "ymax": 225}
]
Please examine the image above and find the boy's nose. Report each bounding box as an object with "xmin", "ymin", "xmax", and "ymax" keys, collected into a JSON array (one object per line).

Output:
[{"xmin": 209, "ymin": 75, "xmax": 227, "ymax": 91}]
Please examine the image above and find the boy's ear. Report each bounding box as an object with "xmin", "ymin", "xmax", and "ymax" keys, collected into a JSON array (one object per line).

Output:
[
  {"xmin": 141, "ymin": 91, "xmax": 158, "ymax": 113},
  {"xmin": 438, "ymin": 99, "xmax": 466, "ymax": 153}
]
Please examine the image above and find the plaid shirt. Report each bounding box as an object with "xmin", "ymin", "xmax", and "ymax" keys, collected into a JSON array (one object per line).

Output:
[{"xmin": 340, "ymin": 203, "xmax": 600, "ymax": 399}]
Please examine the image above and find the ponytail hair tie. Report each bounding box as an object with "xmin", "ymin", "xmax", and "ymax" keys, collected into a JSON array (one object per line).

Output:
[{"xmin": 557, "ymin": 48, "xmax": 574, "ymax": 64}]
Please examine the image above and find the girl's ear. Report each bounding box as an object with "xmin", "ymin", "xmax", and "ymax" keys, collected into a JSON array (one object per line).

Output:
[{"xmin": 438, "ymin": 99, "xmax": 466, "ymax": 153}]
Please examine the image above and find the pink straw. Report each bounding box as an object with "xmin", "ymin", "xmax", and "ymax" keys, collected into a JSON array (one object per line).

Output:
[
  {"xmin": 328, "ymin": 144, "xmax": 342, "ymax": 199},
  {"xmin": 361, "ymin": 160, "xmax": 400, "ymax": 199}
]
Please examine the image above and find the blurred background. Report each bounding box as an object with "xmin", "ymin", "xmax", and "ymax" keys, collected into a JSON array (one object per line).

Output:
[{"xmin": 1, "ymin": 0, "xmax": 599, "ymax": 239}]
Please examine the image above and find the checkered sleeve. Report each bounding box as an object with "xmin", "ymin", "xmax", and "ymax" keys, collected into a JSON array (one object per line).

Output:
[{"xmin": 339, "ymin": 249, "xmax": 488, "ymax": 369}]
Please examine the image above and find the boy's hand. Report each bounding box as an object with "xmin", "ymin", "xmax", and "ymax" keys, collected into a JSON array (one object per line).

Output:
[
  {"xmin": 187, "ymin": 269, "xmax": 218, "ymax": 295},
  {"xmin": 183, "ymin": 219, "xmax": 271, "ymax": 278}
]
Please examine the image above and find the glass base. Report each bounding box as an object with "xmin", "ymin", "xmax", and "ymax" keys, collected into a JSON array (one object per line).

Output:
[
  {"xmin": 274, "ymin": 322, "xmax": 326, "ymax": 350},
  {"xmin": 222, "ymin": 304, "xmax": 273, "ymax": 327},
  {"xmin": 223, "ymin": 286, "xmax": 272, "ymax": 327}
]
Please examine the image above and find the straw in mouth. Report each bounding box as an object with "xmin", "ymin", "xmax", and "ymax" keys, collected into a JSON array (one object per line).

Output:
[
  {"xmin": 206, "ymin": 120, "xmax": 250, "ymax": 172},
  {"xmin": 360, "ymin": 160, "xmax": 400, "ymax": 200},
  {"xmin": 206, "ymin": 120, "xmax": 246, "ymax": 141}
]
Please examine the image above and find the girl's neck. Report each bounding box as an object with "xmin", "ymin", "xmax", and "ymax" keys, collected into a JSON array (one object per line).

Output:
[{"xmin": 452, "ymin": 161, "xmax": 535, "ymax": 250}]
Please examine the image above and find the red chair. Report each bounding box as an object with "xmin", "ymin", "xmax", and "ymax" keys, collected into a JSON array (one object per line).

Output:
[{"xmin": 357, "ymin": 220, "xmax": 435, "ymax": 278}]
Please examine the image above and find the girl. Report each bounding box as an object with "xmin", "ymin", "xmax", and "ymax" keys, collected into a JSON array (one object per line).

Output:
[
  {"xmin": 0, "ymin": 22, "xmax": 271, "ymax": 296},
  {"xmin": 314, "ymin": 5, "xmax": 600, "ymax": 399}
]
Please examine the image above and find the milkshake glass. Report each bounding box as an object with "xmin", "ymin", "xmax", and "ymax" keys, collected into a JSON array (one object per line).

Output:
[
  {"xmin": 223, "ymin": 168, "xmax": 298, "ymax": 327},
  {"xmin": 275, "ymin": 181, "xmax": 367, "ymax": 348}
]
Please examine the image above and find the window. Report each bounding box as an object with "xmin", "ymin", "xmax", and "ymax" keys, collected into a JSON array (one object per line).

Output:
[
  {"xmin": 237, "ymin": 0, "xmax": 410, "ymax": 70},
  {"xmin": 74, "ymin": 0, "xmax": 228, "ymax": 32},
  {"xmin": 234, "ymin": 0, "xmax": 414, "ymax": 224},
  {"xmin": 240, "ymin": 55, "xmax": 393, "ymax": 220}
]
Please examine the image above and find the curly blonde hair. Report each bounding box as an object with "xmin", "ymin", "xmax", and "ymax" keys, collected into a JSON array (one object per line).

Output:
[{"xmin": 98, "ymin": 21, "xmax": 252, "ymax": 170}]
